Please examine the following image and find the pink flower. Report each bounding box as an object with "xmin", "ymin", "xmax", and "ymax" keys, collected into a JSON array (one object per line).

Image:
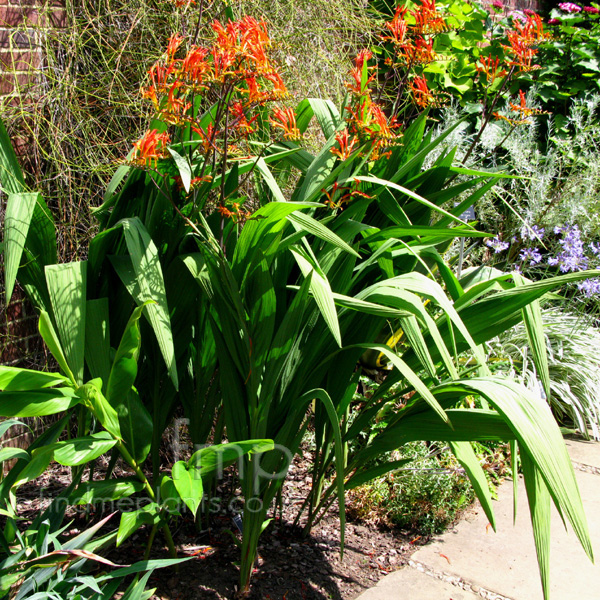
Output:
[
  {"xmin": 558, "ymin": 2, "xmax": 582, "ymax": 12},
  {"xmin": 523, "ymin": 8, "xmax": 537, "ymax": 15},
  {"xmin": 492, "ymin": 0, "xmax": 503, "ymax": 9},
  {"xmin": 548, "ymin": 17, "xmax": 562, "ymax": 23},
  {"xmin": 583, "ymin": 5, "xmax": 600, "ymax": 12}
]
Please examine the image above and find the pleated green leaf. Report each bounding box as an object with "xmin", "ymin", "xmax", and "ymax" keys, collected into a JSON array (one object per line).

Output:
[
  {"xmin": 0, "ymin": 367, "xmax": 67, "ymax": 391},
  {"xmin": 0, "ymin": 388, "xmax": 80, "ymax": 417},
  {"xmin": 255, "ymin": 157, "xmax": 286, "ymax": 202},
  {"xmin": 521, "ymin": 450, "xmax": 552, "ymax": 600},
  {"xmin": 106, "ymin": 303, "xmax": 148, "ymax": 406},
  {"xmin": 117, "ymin": 503, "xmax": 161, "ymax": 547},
  {"xmin": 299, "ymin": 388, "xmax": 346, "ymax": 555},
  {"xmin": 51, "ymin": 432, "xmax": 117, "ymax": 466},
  {"xmin": 0, "ymin": 117, "xmax": 26, "ymax": 194},
  {"xmin": 168, "ymin": 147, "xmax": 192, "ymax": 193},
  {"xmin": 117, "ymin": 218, "xmax": 178, "ymax": 389},
  {"xmin": 450, "ymin": 440, "xmax": 496, "ymax": 531},
  {"xmin": 513, "ymin": 273, "xmax": 551, "ymax": 401},
  {"xmin": 76, "ymin": 379, "xmax": 121, "ymax": 440},
  {"xmin": 68, "ymin": 479, "xmax": 145, "ymax": 505},
  {"xmin": 438, "ymin": 378, "xmax": 593, "ymax": 563},
  {"xmin": 188, "ymin": 440, "xmax": 274, "ymax": 476},
  {"xmin": 172, "ymin": 461, "xmax": 204, "ymax": 516},
  {"xmin": 287, "ymin": 211, "xmax": 360, "ymax": 257},
  {"xmin": 291, "ymin": 248, "xmax": 342, "ymax": 347},
  {"xmin": 85, "ymin": 298, "xmax": 111, "ymax": 388},
  {"xmin": 3, "ymin": 192, "xmax": 37, "ymax": 304},
  {"xmin": 45, "ymin": 261, "xmax": 87, "ymax": 385}
]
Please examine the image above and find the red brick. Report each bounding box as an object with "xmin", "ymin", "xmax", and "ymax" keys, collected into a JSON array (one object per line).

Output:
[
  {"xmin": 48, "ymin": 8, "xmax": 65, "ymax": 27},
  {"xmin": 0, "ymin": 72, "xmax": 35, "ymax": 94},
  {"xmin": 0, "ymin": 6, "xmax": 39, "ymax": 27},
  {"xmin": 0, "ymin": 49, "xmax": 40, "ymax": 70}
]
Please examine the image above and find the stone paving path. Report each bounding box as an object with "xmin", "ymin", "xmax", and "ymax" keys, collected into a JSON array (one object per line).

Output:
[{"xmin": 356, "ymin": 438, "xmax": 600, "ymax": 600}]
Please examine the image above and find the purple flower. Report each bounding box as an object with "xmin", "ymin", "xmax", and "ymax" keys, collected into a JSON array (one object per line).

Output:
[
  {"xmin": 520, "ymin": 247, "xmax": 543, "ymax": 265},
  {"xmin": 521, "ymin": 224, "xmax": 545, "ymax": 241},
  {"xmin": 548, "ymin": 225, "xmax": 589, "ymax": 272},
  {"xmin": 558, "ymin": 2, "xmax": 582, "ymax": 12},
  {"xmin": 548, "ymin": 17, "xmax": 562, "ymax": 23},
  {"xmin": 590, "ymin": 242, "xmax": 600, "ymax": 255},
  {"xmin": 577, "ymin": 278, "xmax": 600, "ymax": 298},
  {"xmin": 583, "ymin": 5, "xmax": 600, "ymax": 12},
  {"xmin": 485, "ymin": 236, "xmax": 510, "ymax": 253}
]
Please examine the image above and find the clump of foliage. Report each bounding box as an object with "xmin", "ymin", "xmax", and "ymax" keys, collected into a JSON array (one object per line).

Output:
[
  {"xmin": 348, "ymin": 441, "xmax": 475, "ymax": 534},
  {"xmin": 537, "ymin": 2, "xmax": 600, "ymax": 117},
  {"xmin": 487, "ymin": 307, "xmax": 600, "ymax": 439},
  {"xmin": 0, "ymin": 2, "xmax": 598, "ymax": 600}
]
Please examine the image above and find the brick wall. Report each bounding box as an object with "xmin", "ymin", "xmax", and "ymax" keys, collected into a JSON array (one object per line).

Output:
[
  {"xmin": 0, "ymin": 0, "xmax": 66, "ymax": 97},
  {"xmin": 0, "ymin": 0, "xmax": 66, "ymax": 465}
]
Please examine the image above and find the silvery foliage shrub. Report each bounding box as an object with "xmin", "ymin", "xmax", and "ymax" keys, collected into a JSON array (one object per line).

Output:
[{"xmin": 487, "ymin": 307, "xmax": 600, "ymax": 440}]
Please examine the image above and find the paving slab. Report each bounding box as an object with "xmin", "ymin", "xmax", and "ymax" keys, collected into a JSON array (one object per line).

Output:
[
  {"xmin": 354, "ymin": 565, "xmax": 480, "ymax": 600},
  {"xmin": 564, "ymin": 437, "xmax": 600, "ymax": 468},
  {"xmin": 355, "ymin": 440, "xmax": 600, "ymax": 600}
]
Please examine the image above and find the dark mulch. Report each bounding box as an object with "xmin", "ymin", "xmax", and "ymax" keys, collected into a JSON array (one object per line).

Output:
[{"xmin": 15, "ymin": 453, "xmax": 426, "ymax": 600}]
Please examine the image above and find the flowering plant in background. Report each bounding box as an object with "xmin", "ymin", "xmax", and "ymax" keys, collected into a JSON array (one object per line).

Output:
[
  {"xmin": 485, "ymin": 223, "xmax": 600, "ymax": 298},
  {"xmin": 558, "ymin": 2, "xmax": 582, "ymax": 13},
  {"xmin": 130, "ymin": 14, "xmax": 300, "ymax": 221}
]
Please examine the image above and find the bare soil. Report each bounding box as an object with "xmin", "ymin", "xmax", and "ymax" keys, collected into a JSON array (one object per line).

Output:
[{"xmin": 16, "ymin": 455, "xmax": 427, "ymax": 600}]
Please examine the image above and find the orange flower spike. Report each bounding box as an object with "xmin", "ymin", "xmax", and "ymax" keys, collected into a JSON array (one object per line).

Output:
[
  {"xmin": 166, "ymin": 33, "xmax": 185, "ymax": 61},
  {"xmin": 270, "ymin": 107, "xmax": 301, "ymax": 140},
  {"xmin": 161, "ymin": 81, "xmax": 191, "ymax": 124},
  {"xmin": 238, "ymin": 17, "xmax": 271, "ymax": 69},
  {"xmin": 412, "ymin": 0, "xmax": 447, "ymax": 34},
  {"xmin": 331, "ymin": 129, "xmax": 359, "ymax": 160},
  {"xmin": 384, "ymin": 5, "xmax": 409, "ymax": 44},
  {"xmin": 409, "ymin": 76, "xmax": 435, "ymax": 109},
  {"xmin": 347, "ymin": 50, "xmax": 375, "ymax": 96},
  {"xmin": 476, "ymin": 55, "xmax": 507, "ymax": 83},
  {"xmin": 230, "ymin": 101, "xmax": 257, "ymax": 135},
  {"xmin": 263, "ymin": 71, "xmax": 288, "ymax": 100},
  {"xmin": 181, "ymin": 46, "xmax": 211, "ymax": 85},
  {"xmin": 133, "ymin": 129, "xmax": 171, "ymax": 166},
  {"xmin": 148, "ymin": 61, "xmax": 171, "ymax": 93},
  {"xmin": 141, "ymin": 85, "xmax": 160, "ymax": 111},
  {"xmin": 368, "ymin": 104, "xmax": 398, "ymax": 139}
]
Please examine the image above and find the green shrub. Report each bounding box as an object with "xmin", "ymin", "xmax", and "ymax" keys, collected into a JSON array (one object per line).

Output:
[{"xmin": 349, "ymin": 441, "xmax": 475, "ymax": 534}]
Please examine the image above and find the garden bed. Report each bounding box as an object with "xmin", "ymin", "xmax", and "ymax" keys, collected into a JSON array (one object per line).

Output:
[{"xmin": 17, "ymin": 453, "xmax": 431, "ymax": 600}]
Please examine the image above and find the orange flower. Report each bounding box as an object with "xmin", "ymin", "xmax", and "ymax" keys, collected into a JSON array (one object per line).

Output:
[
  {"xmin": 269, "ymin": 107, "xmax": 301, "ymax": 140},
  {"xmin": 476, "ymin": 55, "xmax": 508, "ymax": 83},
  {"xmin": 141, "ymin": 85, "xmax": 159, "ymax": 111},
  {"xmin": 412, "ymin": 0, "xmax": 448, "ymax": 34},
  {"xmin": 133, "ymin": 129, "xmax": 171, "ymax": 166},
  {"xmin": 148, "ymin": 61, "xmax": 171, "ymax": 93},
  {"xmin": 166, "ymin": 33, "xmax": 185, "ymax": 61},
  {"xmin": 383, "ymin": 6, "xmax": 409, "ymax": 44},
  {"xmin": 331, "ymin": 129, "xmax": 359, "ymax": 160},
  {"xmin": 159, "ymin": 81, "xmax": 191, "ymax": 125},
  {"xmin": 191, "ymin": 123, "xmax": 218, "ymax": 154},
  {"xmin": 502, "ymin": 14, "xmax": 550, "ymax": 72},
  {"xmin": 230, "ymin": 101, "xmax": 257, "ymax": 135},
  {"xmin": 180, "ymin": 46, "xmax": 211, "ymax": 85},
  {"xmin": 347, "ymin": 50, "xmax": 375, "ymax": 96},
  {"xmin": 409, "ymin": 76, "xmax": 435, "ymax": 108}
]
